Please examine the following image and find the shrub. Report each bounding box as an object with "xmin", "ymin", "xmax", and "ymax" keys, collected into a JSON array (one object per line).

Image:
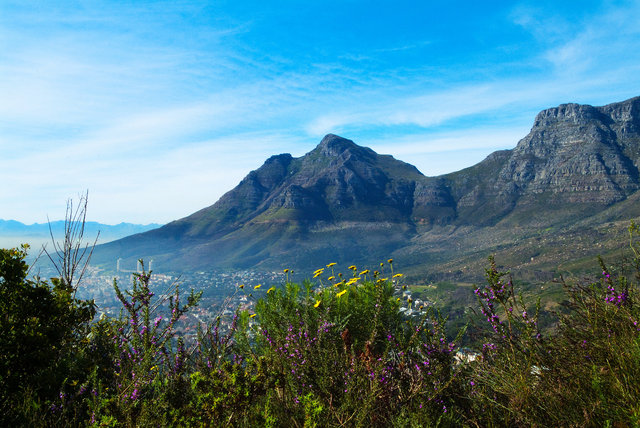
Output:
[
  {"xmin": 0, "ymin": 245, "xmax": 95, "ymax": 425},
  {"xmin": 85, "ymin": 262, "xmax": 202, "ymax": 426},
  {"xmin": 5, "ymin": 222, "xmax": 640, "ymax": 426},
  {"xmin": 236, "ymin": 265, "xmax": 463, "ymax": 427},
  {"xmin": 464, "ymin": 223, "xmax": 640, "ymax": 426}
]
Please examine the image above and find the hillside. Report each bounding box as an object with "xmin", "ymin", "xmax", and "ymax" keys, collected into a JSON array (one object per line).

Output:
[{"xmin": 91, "ymin": 96, "xmax": 640, "ymax": 280}]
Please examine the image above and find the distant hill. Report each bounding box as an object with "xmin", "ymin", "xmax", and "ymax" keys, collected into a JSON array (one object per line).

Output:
[
  {"xmin": 91, "ymin": 96, "xmax": 640, "ymax": 280},
  {"xmin": 0, "ymin": 220, "xmax": 161, "ymax": 250}
]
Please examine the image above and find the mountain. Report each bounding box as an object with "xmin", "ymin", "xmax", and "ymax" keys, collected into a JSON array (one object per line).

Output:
[
  {"xmin": 91, "ymin": 96, "xmax": 640, "ymax": 280},
  {"xmin": 90, "ymin": 135, "xmax": 426, "ymax": 270},
  {"xmin": 443, "ymin": 98, "xmax": 640, "ymax": 225},
  {"xmin": 0, "ymin": 220, "xmax": 161, "ymax": 250}
]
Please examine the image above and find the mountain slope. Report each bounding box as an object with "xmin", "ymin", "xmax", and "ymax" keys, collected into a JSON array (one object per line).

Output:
[{"xmin": 92, "ymin": 96, "xmax": 640, "ymax": 279}]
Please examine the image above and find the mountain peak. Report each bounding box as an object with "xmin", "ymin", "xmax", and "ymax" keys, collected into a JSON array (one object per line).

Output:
[
  {"xmin": 315, "ymin": 134, "xmax": 375, "ymax": 159},
  {"xmin": 319, "ymin": 133, "xmax": 353, "ymax": 147}
]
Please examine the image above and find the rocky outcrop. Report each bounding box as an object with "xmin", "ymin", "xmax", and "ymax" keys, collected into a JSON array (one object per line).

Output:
[
  {"xmin": 439, "ymin": 97, "xmax": 640, "ymax": 226},
  {"xmin": 501, "ymin": 98, "xmax": 640, "ymax": 202}
]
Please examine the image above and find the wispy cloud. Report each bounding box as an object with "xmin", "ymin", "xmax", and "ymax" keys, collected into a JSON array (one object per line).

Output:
[
  {"xmin": 365, "ymin": 126, "xmax": 528, "ymax": 176},
  {"xmin": 511, "ymin": 1, "xmax": 640, "ymax": 79},
  {"xmin": 0, "ymin": 128, "xmax": 304, "ymax": 224},
  {"xmin": 2, "ymin": 1, "xmax": 639, "ymax": 223},
  {"xmin": 305, "ymin": 82, "xmax": 542, "ymax": 137}
]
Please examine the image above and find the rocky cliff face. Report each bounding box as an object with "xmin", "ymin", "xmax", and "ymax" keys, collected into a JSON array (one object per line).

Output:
[
  {"xmin": 92, "ymin": 96, "xmax": 640, "ymax": 274},
  {"xmin": 502, "ymin": 98, "xmax": 640, "ymax": 201},
  {"xmin": 434, "ymin": 96, "xmax": 640, "ymax": 226}
]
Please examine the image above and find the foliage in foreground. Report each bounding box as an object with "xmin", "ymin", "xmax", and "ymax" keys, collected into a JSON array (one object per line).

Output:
[{"xmin": 2, "ymin": 224, "xmax": 640, "ymax": 426}]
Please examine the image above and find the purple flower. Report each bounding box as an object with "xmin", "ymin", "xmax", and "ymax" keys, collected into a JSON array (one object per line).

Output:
[{"xmin": 605, "ymin": 284, "xmax": 628, "ymax": 307}]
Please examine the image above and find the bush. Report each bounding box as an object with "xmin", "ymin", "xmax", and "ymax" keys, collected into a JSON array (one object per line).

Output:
[
  {"xmin": 0, "ymin": 245, "xmax": 95, "ymax": 425},
  {"xmin": 4, "ymin": 222, "xmax": 640, "ymax": 426},
  {"xmin": 463, "ymin": 223, "xmax": 640, "ymax": 426},
  {"xmin": 234, "ymin": 265, "xmax": 463, "ymax": 426}
]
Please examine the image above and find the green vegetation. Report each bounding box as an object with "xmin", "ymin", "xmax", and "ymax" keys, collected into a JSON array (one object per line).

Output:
[{"xmin": 3, "ymin": 224, "xmax": 640, "ymax": 426}]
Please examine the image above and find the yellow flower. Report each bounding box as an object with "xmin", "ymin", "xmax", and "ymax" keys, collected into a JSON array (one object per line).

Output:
[
  {"xmin": 327, "ymin": 276, "xmax": 335, "ymax": 281},
  {"xmin": 254, "ymin": 284, "xmax": 262, "ymax": 289},
  {"xmin": 314, "ymin": 299, "xmax": 321, "ymax": 308},
  {"xmin": 380, "ymin": 262, "xmax": 384, "ymax": 267},
  {"xmin": 359, "ymin": 270, "xmax": 369, "ymax": 276},
  {"xmin": 313, "ymin": 271, "xmax": 323, "ymax": 278},
  {"xmin": 313, "ymin": 268, "xmax": 324, "ymax": 275},
  {"xmin": 346, "ymin": 277, "xmax": 360, "ymax": 285},
  {"xmin": 396, "ymin": 297, "xmax": 401, "ymax": 302},
  {"xmin": 284, "ymin": 268, "xmax": 289, "ymax": 273},
  {"xmin": 326, "ymin": 262, "xmax": 337, "ymax": 268},
  {"xmin": 336, "ymin": 290, "xmax": 347, "ymax": 298},
  {"xmin": 348, "ymin": 265, "xmax": 357, "ymax": 271},
  {"xmin": 392, "ymin": 273, "xmax": 403, "ymax": 278},
  {"xmin": 388, "ymin": 259, "xmax": 393, "ymax": 264},
  {"xmin": 267, "ymin": 287, "xmax": 275, "ymax": 293},
  {"xmin": 239, "ymin": 284, "xmax": 244, "ymax": 289},
  {"xmin": 250, "ymin": 313, "xmax": 257, "ymax": 318}
]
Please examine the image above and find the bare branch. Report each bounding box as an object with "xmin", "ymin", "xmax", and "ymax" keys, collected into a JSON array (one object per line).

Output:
[{"xmin": 44, "ymin": 191, "xmax": 99, "ymax": 296}]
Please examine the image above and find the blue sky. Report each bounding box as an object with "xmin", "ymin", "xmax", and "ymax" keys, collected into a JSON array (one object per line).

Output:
[{"xmin": 1, "ymin": 0, "xmax": 639, "ymax": 224}]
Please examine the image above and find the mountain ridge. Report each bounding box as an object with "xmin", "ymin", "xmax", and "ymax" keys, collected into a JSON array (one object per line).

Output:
[
  {"xmin": 0, "ymin": 220, "xmax": 161, "ymax": 251},
  {"xmin": 91, "ymin": 96, "xmax": 640, "ymax": 280}
]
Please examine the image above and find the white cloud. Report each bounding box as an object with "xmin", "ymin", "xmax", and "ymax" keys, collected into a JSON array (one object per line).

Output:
[
  {"xmin": 511, "ymin": 1, "xmax": 640, "ymax": 80},
  {"xmin": 2, "ymin": 1, "xmax": 640, "ymax": 225},
  {"xmin": 366, "ymin": 127, "xmax": 528, "ymax": 176},
  {"xmin": 305, "ymin": 82, "xmax": 541, "ymax": 136},
  {"xmin": 0, "ymin": 128, "xmax": 309, "ymax": 224}
]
